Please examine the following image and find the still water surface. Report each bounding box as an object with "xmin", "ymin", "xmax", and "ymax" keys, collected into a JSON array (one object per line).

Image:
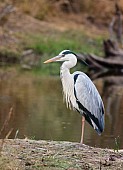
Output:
[{"xmin": 0, "ymin": 67, "xmax": 123, "ymax": 149}]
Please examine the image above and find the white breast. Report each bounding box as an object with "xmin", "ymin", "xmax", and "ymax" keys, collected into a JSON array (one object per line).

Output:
[{"xmin": 60, "ymin": 67, "xmax": 78, "ymax": 110}]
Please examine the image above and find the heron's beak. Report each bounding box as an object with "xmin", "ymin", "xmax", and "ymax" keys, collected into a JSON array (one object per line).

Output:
[{"xmin": 44, "ymin": 55, "xmax": 61, "ymax": 64}]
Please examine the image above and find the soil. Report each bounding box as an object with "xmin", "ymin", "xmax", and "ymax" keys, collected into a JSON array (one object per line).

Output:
[{"xmin": 0, "ymin": 139, "xmax": 123, "ymax": 170}]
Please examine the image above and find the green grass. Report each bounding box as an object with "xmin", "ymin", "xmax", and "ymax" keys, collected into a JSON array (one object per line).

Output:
[
  {"xmin": 114, "ymin": 136, "xmax": 120, "ymax": 152},
  {"xmin": 26, "ymin": 30, "xmax": 104, "ymax": 56},
  {"xmin": 21, "ymin": 30, "xmax": 105, "ymax": 75}
]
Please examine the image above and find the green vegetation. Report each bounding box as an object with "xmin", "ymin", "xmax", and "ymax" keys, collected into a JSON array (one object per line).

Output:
[
  {"xmin": 114, "ymin": 136, "xmax": 120, "ymax": 152},
  {"xmin": 23, "ymin": 30, "xmax": 104, "ymax": 75},
  {"xmin": 0, "ymin": 28, "xmax": 105, "ymax": 76},
  {"xmin": 29, "ymin": 30, "xmax": 104, "ymax": 57}
]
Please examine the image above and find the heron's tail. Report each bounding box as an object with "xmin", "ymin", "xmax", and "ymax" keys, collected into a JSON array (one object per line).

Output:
[
  {"xmin": 95, "ymin": 113, "xmax": 105, "ymax": 135},
  {"xmin": 77, "ymin": 100, "xmax": 105, "ymax": 135}
]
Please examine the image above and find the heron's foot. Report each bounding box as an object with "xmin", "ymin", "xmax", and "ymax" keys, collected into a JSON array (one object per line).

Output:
[{"xmin": 80, "ymin": 142, "xmax": 85, "ymax": 146}]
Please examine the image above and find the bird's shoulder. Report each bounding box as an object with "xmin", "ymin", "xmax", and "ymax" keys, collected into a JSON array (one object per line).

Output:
[{"xmin": 72, "ymin": 71, "xmax": 93, "ymax": 86}]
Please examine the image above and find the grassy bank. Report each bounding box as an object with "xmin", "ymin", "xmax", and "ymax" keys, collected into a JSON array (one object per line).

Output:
[
  {"xmin": 0, "ymin": 0, "xmax": 108, "ymax": 75},
  {"xmin": 0, "ymin": 26, "xmax": 105, "ymax": 75},
  {"xmin": 21, "ymin": 30, "xmax": 104, "ymax": 75},
  {"xmin": 0, "ymin": 25, "xmax": 105, "ymax": 75},
  {"xmin": 27, "ymin": 30, "xmax": 104, "ymax": 57}
]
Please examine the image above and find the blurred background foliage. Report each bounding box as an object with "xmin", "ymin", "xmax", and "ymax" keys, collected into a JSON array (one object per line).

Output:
[
  {"xmin": 0, "ymin": 0, "xmax": 122, "ymax": 73},
  {"xmin": 12, "ymin": 0, "xmax": 123, "ymax": 22}
]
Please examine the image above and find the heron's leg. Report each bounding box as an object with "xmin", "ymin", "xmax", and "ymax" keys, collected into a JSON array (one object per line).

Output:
[{"xmin": 80, "ymin": 116, "xmax": 85, "ymax": 144}]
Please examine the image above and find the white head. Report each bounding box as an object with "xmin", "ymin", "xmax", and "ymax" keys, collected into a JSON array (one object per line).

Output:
[{"xmin": 44, "ymin": 50, "xmax": 77, "ymax": 69}]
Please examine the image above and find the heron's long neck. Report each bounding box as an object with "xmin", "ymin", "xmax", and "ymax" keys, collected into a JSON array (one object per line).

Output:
[
  {"xmin": 60, "ymin": 66, "xmax": 71, "ymax": 90},
  {"xmin": 60, "ymin": 61, "xmax": 76, "ymax": 109},
  {"xmin": 60, "ymin": 60, "xmax": 75, "ymax": 83},
  {"xmin": 60, "ymin": 60, "xmax": 76, "ymax": 82}
]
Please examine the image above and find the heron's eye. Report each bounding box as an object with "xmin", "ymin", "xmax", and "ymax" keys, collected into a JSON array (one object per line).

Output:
[{"xmin": 62, "ymin": 54, "xmax": 65, "ymax": 57}]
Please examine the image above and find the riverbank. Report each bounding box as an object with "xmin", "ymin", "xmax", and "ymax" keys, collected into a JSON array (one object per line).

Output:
[
  {"xmin": 0, "ymin": 139, "xmax": 123, "ymax": 169},
  {"xmin": 0, "ymin": 1, "xmax": 108, "ymax": 67}
]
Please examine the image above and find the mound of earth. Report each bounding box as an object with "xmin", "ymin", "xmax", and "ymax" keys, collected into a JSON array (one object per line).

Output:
[{"xmin": 0, "ymin": 139, "xmax": 123, "ymax": 169}]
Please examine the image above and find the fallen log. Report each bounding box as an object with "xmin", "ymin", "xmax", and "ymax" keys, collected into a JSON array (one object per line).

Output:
[
  {"xmin": 77, "ymin": 39, "xmax": 123, "ymax": 72},
  {"xmin": 77, "ymin": 53, "xmax": 123, "ymax": 79},
  {"xmin": 78, "ymin": 53, "xmax": 123, "ymax": 70}
]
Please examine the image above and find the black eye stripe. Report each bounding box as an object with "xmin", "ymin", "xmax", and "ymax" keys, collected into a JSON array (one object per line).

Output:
[
  {"xmin": 62, "ymin": 50, "xmax": 71, "ymax": 55},
  {"xmin": 62, "ymin": 50, "xmax": 77, "ymax": 57}
]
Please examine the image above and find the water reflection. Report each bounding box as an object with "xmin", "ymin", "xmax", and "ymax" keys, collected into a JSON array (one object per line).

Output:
[
  {"xmin": 96, "ymin": 76, "xmax": 123, "ymax": 148},
  {"xmin": 0, "ymin": 67, "xmax": 123, "ymax": 149}
]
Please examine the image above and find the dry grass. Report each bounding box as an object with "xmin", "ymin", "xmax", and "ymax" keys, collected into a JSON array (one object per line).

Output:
[
  {"xmin": 0, "ymin": 107, "xmax": 14, "ymax": 155},
  {"xmin": 0, "ymin": 0, "xmax": 122, "ymax": 26},
  {"xmin": 0, "ymin": 107, "xmax": 14, "ymax": 138},
  {"xmin": 14, "ymin": 0, "xmax": 53, "ymax": 20},
  {"xmin": 2, "ymin": 0, "xmax": 123, "ymax": 21},
  {"xmin": 16, "ymin": 0, "xmax": 123, "ymax": 19}
]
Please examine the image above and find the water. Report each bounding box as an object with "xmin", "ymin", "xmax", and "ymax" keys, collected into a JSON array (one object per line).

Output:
[{"xmin": 0, "ymin": 67, "xmax": 123, "ymax": 149}]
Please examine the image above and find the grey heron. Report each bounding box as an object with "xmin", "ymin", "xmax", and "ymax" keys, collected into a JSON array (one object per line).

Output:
[{"xmin": 44, "ymin": 50, "xmax": 105, "ymax": 144}]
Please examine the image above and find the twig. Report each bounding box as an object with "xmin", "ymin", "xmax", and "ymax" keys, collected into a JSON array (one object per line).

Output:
[{"xmin": 0, "ymin": 107, "xmax": 14, "ymax": 137}]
